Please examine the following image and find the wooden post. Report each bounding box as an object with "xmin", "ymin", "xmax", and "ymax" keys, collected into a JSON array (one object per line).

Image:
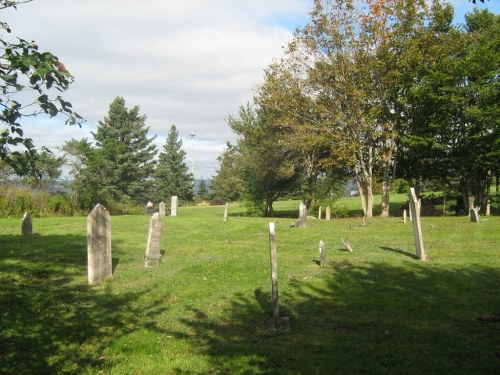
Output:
[
  {"xmin": 409, "ymin": 188, "xmax": 426, "ymax": 260},
  {"xmin": 268, "ymin": 222, "xmax": 279, "ymax": 322},
  {"xmin": 319, "ymin": 240, "xmax": 326, "ymax": 266}
]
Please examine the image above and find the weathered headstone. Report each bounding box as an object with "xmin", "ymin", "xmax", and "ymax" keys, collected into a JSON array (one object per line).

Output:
[
  {"xmin": 409, "ymin": 188, "xmax": 426, "ymax": 260},
  {"xmin": 87, "ymin": 204, "xmax": 112, "ymax": 285},
  {"xmin": 318, "ymin": 206, "xmax": 322, "ymax": 220},
  {"xmin": 341, "ymin": 238, "xmax": 353, "ymax": 252},
  {"xmin": 469, "ymin": 208, "xmax": 480, "ymax": 223},
  {"xmin": 21, "ymin": 212, "xmax": 32, "ymax": 235},
  {"xmin": 319, "ymin": 240, "xmax": 326, "ymax": 266},
  {"xmin": 326, "ymin": 206, "xmax": 331, "ymax": 221},
  {"xmin": 171, "ymin": 196, "xmax": 178, "ymax": 217},
  {"xmin": 268, "ymin": 223, "xmax": 279, "ymax": 323},
  {"xmin": 294, "ymin": 202, "xmax": 307, "ymax": 228},
  {"xmin": 403, "ymin": 209, "xmax": 407, "ymax": 224},
  {"xmin": 223, "ymin": 202, "xmax": 229, "ymax": 223},
  {"xmin": 159, "ymin": 202, "xmax": 166, "ymax": 218},
  {"xmin": 144, "ymin": 212, "xmax": 163, "ymax": 267}
]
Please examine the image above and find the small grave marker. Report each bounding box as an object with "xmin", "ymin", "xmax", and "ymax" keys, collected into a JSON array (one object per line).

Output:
[
  {"xmin": 403, "ymin": 209, "xmax": 407, "ymax": 224},
  {"xmin": 318, "ymin": 206, "xmax": 322, "ymax": 220},
  {"xmin": 159, "ymin": 202, "xmax": 166, "ymax": 218},
  {"xmin": 87, "ymin": 204, "xmax": 112, "ymax": 285},
  {"xmin": 319, "ymin": 240, "xmax": 326, "ymax": 266},
  {"xmin": 21, "ymin": 212, "xmax": 32, "ymax": 235},
  {"xmin": 171, "ymin": 196, "xmax": 178, "ymax": 217},
  {"xmin": 341, "ymin": 238, "xmax": 353, "ymax": 252},
  {"xmin": 469, "ymin": 208, "xmax": 479, "ymax": 223},
  {"xmin": 223, "ymin": 202, "xmax": 229, "ymax": 222},
  {"xmin": 326, "ymin": 206, "xmax": 331, "ymax": 221}
]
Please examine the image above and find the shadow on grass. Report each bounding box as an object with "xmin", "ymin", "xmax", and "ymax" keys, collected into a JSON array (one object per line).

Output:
[
  {"xmin": 0, "ymin": 233, "xmax": 167, "ymax": 375},
  {"xmin": 168, "ymin": 261, "xmax": 499, "ymax": 374},
  {"xmin": 379, "ymin": 246, "xmax": 417, "ymax": 259}
]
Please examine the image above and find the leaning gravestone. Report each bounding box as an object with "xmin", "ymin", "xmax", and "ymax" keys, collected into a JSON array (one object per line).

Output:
[
  {"xmin": 409, "ymin": 188, "xmax": 426, "ymax": 261},
  {"xmin": 469, "ymin": 208, "xmax": 479, "ymax": 223},
  {"xmin": 144, "ymin": 212, "xmax": 163, "ymax": 267},
  {"xmin": 171, "ymin": 196, "xmax": 178, "ymax": 217},
  {"xmin": 87, "ymin": 204, "xmax": 112, "ymax": 285},
  {"xmin": 341, "ymin": 238, "xmax": 353, "ymax": 252},
  {"xmin": 21, "ymin": 212, "xmax": 33, "ymax": 235},
  {"xmin": 159, "ymin": 202, "xmax": 166, "ymax": 218}
]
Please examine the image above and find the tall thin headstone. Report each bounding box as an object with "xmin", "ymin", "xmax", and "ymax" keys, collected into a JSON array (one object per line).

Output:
[
  {"xmin": 21, "ymin": 212, "xmax": 32, "ymax": 235},
  {"xmin": 297, "ymin": 202, "xmax": 307, "ymax": 228},
  {"xmin": 159, "ymin": 202, "xmax": 166, "ymax": 218},
  {"xmin": 318, "ymin": 206, "xmax": 322, "ymax": 220},
  {"xmin": 268, "ymin": 222, "xmax": 279, "ymax": 323},
  {"xmin": 326, "ymin": 206, "xmax": 331, "ymax": 221},
  {"xmin": 144, "ymin": 212, "xmax": 163, "ymax": 267},
  {"xmin": 87, "ymin": 204, "xmax": 112, "ymax": 285},
  {"xmin": 319, "ymin": 240, "xmax": 326, "ymax": 266},
  {"xmin": 223, "ymin": 202, "xmax": 229, "ymax": 222},
  {"xmin": 409, "ymin": 188, "xmax": 426, "ymax": 260},
  {"xmin": 171, "ymin": 196, "xmax": 178, "ymax": 217},
  {"xmin": 403, "ymin": 209, "xmax": 407, "ymax": 224}
]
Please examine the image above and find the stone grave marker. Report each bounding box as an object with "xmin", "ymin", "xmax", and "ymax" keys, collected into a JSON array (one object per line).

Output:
[
  {"xmin": 409, "ymin": 188, "xmax": 426, "ymax": 260},
  {"xmin": 318, "ymin": 206, "xmax": 322, "ymax": 220},
  {"xmin": 326, "ymin": 206, "xmax": 331, "ymax": 221},
  {"xmin": 319, "ymin": 240, "xmax": 326, "ymax": 266},
  {"xmin": 341, "ymin": 238, "xmax": 353, "ymax": 252},
  {"xmin": 469, "ymin": 208, "xmax": 480, "ymax": 223},
  {"xmin": 292, "ymin": 202, "xmax": 307, "ymax": 228},
  {"xmin": 144, "ymin": 212, "xmax": 163, "ymax": 267},
  {"xmin": 268, "ymin": 223, "xmax": 289, "ymax": 330},
  {"xmin": 171, "ymin": 196, "xmax": 178, "ymax": 217},
  {"xmin": 403, "ymin": 209, "xmax": 407, "ymax": 224},
  {"xmin": 87, "ymin": 204, "xmax": 112, "ymax": 285},
  {"xmin": 159, "ymin": 202, "xmax": 166, "ymax": 218},
  {"xmin": 224, "ymin": 202, "xmax": 229, "ymax": 222},
  {"xmin": 21, "ymin": 212, "xmax": 32, "ymax": 235}
]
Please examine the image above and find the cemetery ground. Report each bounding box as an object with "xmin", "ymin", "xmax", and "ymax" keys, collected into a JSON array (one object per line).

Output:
[{"xmin": 0, "ymin": 196, "xmax": 499, "ymax": 374}]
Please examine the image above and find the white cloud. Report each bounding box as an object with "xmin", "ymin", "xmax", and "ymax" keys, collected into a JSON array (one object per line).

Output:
[{"xmin": 2, "ymin": 0, "xmax": 311, "ymax": 178}]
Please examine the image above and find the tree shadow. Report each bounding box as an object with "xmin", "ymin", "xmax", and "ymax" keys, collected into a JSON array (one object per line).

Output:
[
  {"xmin": 379, "ymin": 246, "xmax": 417, "ymax": 259},
  {"xmin": 0, "ymin": 233, "xmax": 168, "ymax": 375},
  {"xmin": 165, "ymin": 261, "xmax": 499, "ymax": 374}
]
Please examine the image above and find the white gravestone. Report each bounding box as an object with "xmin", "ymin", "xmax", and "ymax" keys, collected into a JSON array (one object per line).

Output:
[
  {"xmin": 171, "ymin": 196, "xmax": 178, "ymax": 217},
  {"xmin": 159, "ymin": 202, "xmax": 166, "ymax": 218},
  {"xmin": 409, "ymin": 188, "xmax": 426, "ymax": 260},
  {"xmin": 145, "ymin": 212, "xmax": 163, "ymax": 267},
  {"xmin": 21, "ymin": 212, "xmax": 33, "ymax": 235}
]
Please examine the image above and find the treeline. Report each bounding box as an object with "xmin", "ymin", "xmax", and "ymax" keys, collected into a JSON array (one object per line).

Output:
[{"xmin": 210, "ymin": 0, "xmax": 499, "ymax": 217}]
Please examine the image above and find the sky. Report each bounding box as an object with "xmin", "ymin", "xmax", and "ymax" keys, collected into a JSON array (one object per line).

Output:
[{"xmin": 2, "ymin": 0, "xmax": 498, "ymax": 179}]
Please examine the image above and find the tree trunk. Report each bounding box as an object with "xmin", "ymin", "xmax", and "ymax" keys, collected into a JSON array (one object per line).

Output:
[
  {"xmin": 380, "ymin": 177, "xmax": 390, "ymax": 217},
  {"xmin": 355, "ymin": 146, "xmax": 374, "ymax": 218}
]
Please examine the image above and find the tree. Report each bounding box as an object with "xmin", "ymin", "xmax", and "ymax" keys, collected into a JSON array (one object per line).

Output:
[
  {"xmin": 197, "ymin": 179, "xmax": 210, "ymax": 201},
  {"xmin": 1, "ymin": 0, "xmax": 82, "ymax": 175},
  {"xmin": 154, "ymin": 124, "xmax": 194, "ymax": 202},
  {"xmin": 211, "ymin": 142, "xmax": 243, "ymax": 202},
  {"xmin": 65, "ymin": 97, "xmax": 157, "ymax": 209}
]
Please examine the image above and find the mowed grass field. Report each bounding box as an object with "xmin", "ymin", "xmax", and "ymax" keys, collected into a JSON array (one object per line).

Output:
[{"xmin": 0, "ymin": 196, "xmax": 499, "ymax": 374}]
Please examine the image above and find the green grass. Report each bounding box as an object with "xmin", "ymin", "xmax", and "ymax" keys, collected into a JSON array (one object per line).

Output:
[{"xmin": 0, "ymin": 200, "xmax": 499, "ymax": 374}]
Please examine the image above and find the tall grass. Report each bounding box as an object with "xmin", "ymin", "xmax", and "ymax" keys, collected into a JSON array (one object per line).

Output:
[{"xmin": 0, "ymin": 201, "xmax": 498, "ymax": 374}]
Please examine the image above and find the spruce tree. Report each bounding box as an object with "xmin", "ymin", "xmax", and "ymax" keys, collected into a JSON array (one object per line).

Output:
[
  {"xmin": 91, "ymin": 96, "xmax": 157, "ymax": 204},
  {"xmin": 155, "ymin": 125, "xmax": 194, "ymax": 202}
]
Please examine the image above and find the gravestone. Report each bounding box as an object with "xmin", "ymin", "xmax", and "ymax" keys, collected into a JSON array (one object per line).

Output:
[
  {"xmin": 268, "ymin": 223, "xmax": 279, "ymax": 323},
  {"xmin": 403, "ymin": 209, "xmax": 407, "ymax": 224},
  {"xmin": 224, "ymin": 202, "xmax": 229, "ymax": 222},
  {"xmin": 409, "ymin": 188, "xmax": 426, "ymax": 260},
  {"xmin": 87, "ymin": 204, "xmax": 112, "ymax": 285},
  {"xmin": 295, "ymin": 202, "xmax": 307, "ymax": 228},
  {"xmin": 326, "ymin": 206, "xmax": 331, "ymax": 221},
  {"xmin": 319, "ymin": 240, "xmax": 326, "ymax": 266},
  {"xmin": 318, "ymin": 206, "xmax": 322, "ymax": 220},
  {"xmin": 21, "ymin": 212, "xmax": 32, "ymax": 235},
  {"xmin": 159, "ymin": 202, "xmax": 166, "ymax": 218},
  {"xmin": 171, "ymin": 196, "xmax": 178, "ymax": 217},
  {"xmin": 469, "ymin": 208, "xmax": 479, "ymax": 223},
  {"xmin": 341, "ymin": 238, "xmax": 353, "ymax": 252},
  {"xmin": 144, "ymin": 212, "xmax": 163, "ymax": 267}
]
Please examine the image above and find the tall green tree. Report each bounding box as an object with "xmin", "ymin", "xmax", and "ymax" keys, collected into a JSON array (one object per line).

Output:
[
  {"xmin": 154, "ymin": 124, "xmax": 194, "ymax": 202},
  {"xmin": 0, "ymin": 0, "xmax": 82, "ymax": 175},
  {"xmin": 211, "ymin": 142, "xmax": 243, "ymax": 202},
  {"xmin": 65, "ymin": 97, "xmax": 157, "ymax": 209}
]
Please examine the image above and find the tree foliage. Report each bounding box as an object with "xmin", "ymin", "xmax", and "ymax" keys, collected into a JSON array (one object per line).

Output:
[
  {"xmin": 154, "ymin": 124, "xmax": 194, "ymax": 203},
  {"xmin": 0, "ymin": 0, "xmax": 82, "ymax": 175}
]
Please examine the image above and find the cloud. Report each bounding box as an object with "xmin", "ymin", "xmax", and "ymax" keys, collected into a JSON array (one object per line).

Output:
[{"xmin": 2, "ymin": 0, "xmax": 311, "ymax": 178}]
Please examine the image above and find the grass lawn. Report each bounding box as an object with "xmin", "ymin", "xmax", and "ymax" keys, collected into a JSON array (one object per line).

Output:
[{"xmin": 0, "ymin": 198, "xmax": 499, "ymax": 374}]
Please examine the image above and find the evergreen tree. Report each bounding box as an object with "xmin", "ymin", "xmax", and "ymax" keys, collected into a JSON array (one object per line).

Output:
[
  {"xmin": 155, "ymin": 125, "xmax": 194, "ymax": 202},
  {"xmin": 197, "ymin": 179, "xmax": 210, "ymax": 200},
  {"xmin": 66, "ymin": 97, "xmax": 157, "ymax": 208}
]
